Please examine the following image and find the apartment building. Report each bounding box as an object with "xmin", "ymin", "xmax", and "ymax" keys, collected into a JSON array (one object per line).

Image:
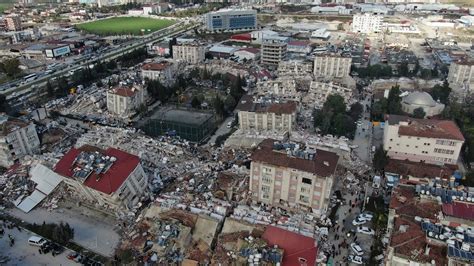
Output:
[
  {"xmin": 106, "ymin": 86, "xmax": 147, "ymax": 117},
  {"xmin": 236, "ymin": 95, "xmax": 297, "ymax": 133},
  {"xmin": 172, "ymin": 44, "xmax": 206, "ymax": 64},
  {"xmin": 4, "ymin": 15, "xmax": 21, "ymax": 31},
  {"xmin": 278, "ymin": 60, "xmax": 313, "ymax": 76},
  {"xmin": 141, "ymin": 62, "xmax": 175, "ymax": 86},
  {"xmin": 351, "ymin": 13, "xmax": 383, "ymax": 33},
  {"xmin": 54, "ymin": 146, "xmax": 148, "ymax": 211},
  {"xmin": 383, "ymin": 115, "xmax": 464, "ymax": 165},
  {"xmin": 0, "ymin": 115, "xmax": 41, "ymax": 168},
  {"xmin": 205, "ymin": 9, "xmax": 257, "ymax": 31},
  {"xmin": 313, "ymin": 55, "xmax": 352, "ymax": 78},
  {"xmin": 250, "ymin": 139, "xmax": 339, "ymax": 215},
  {"xmin": 261, "ymin": 37, "xmax": 288, "ymax": 66},
  {"xmin": 447, "ymin": 60, "xmax": 474, "ymax": 88}
]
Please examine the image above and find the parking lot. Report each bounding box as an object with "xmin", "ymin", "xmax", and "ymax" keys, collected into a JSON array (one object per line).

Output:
[{"xmin": 0, "ymin": 225, "xmax": 72, "ymax": 265}]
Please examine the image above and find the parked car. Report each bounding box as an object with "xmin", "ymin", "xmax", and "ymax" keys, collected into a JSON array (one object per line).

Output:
[
  {"xmin": 348, "ymin": 255, "xmax": 363, "ymax": 265},
  {"xmin": 28, "ymin": 236, "xmax": 46, "ymax": 247},
  {"xmin": 352, "ymin": 217, "xmax": 367, "ymax": 226},
  {"xmin": 359, "ymin": 213, "xmax": 373, "ymax": 221},
  {"xmin": 67, "ymin": 252, "xmax": 79, "ymax": 260},
  {"xmin": 357, "ymin": 226, "xmax": 375, "ymax": 235},
  {"xmin": 350, "ymin": 243, "xmax": 364, "ymax": 256}
]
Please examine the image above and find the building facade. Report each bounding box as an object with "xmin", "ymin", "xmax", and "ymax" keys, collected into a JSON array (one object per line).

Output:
[
  {"xmin": 351, "ymin": 13, "xmax": 383, "ymax": 33},
  {"xmin": 250, "ymin": 139, "xmax": 339, "ymax": 215},
  {"xmin": 448, "ymin": 61, "xmax": 474, "ymax": 88},
  {"xmin": 4, "ymin": 15, "xmax": 21, "ymax": 31},
  {"xmin": 383, "ymin": 115, "xmax": 464, "ymax": 165},
  {"xmin": 54, "ymin": 146, "xmax": 148, "ymax": 211},
  {"xmin": 106, "ymin": 86, "xmax": 147, "ymax": 117},
  {"xmin": 313, "ymin": 55, "xmax": 352, "ymax": 79},
  {"xmin": 237, "ymin": 96, "xmax": 297, "ymax": 133},
  {"xmin": 261, "ymin": 38, "xmax": 288, "ymax": 66},
  {"xmin": 205, "ymin": 9, "xmax": 257, "ymax": 31},
  {"xmin": 172, "ymin": 44, "xmax": 206, "ymax": 64},
  {"xmin": 0, "ymin": 116, "xmax": 41, "ymax": 168},
  {"xmin": 278, "ymin": 60, "xmax": 313, "ymax": 76},
  {"xmin": 141, "ymin": 62, "xmax": 175, "ymax": 86}
]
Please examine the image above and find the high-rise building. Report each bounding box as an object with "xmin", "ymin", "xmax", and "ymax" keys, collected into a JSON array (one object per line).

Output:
[
  {"xmin": 261, "ymin": 37, "xmax": 288, "ymax": 66},
  {"xmin": 205, "ymin": 9, "xmax": 257, "ymax": 31},
  {"xmin": 448, "ymin": 60, "xmax": 474, "ymax": 89},
  {"xmin": 172, "ymin": 44, "xmax": 206, "ymax": 64},
  {"xmin": 313, "ymin": 55, "xmax": 352, "ymax": 78},
  {"xmin": 351, "ymin": 13, "xmax": 383, "ymax": 34},
  {"xmin": 250, "ymin": 139, "xmax": 339, "ymax": 215},
  {"xmin": 4, "ymin": 15, "xmax": 21, "ymax": 31}
]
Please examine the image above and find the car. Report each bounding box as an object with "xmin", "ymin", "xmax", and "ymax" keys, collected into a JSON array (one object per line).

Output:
[
  {"xmin": 28, "ymin": 236, "xmax": 47, "ymax": 247},
  {"xmin": 357, "ymin": 226, "xmax": 375, "ymax": 235},
  {"xmin": 359, "ymin": 213, "xmax": 373, "ymax": 221},
  {"xmin": 352, "ymin": 217, "xmax": 367, "ymax": 226},
  {"xmin": 348, "ymin": 255, "xmax": 363, "ymax": 265},
  {"xmin": 67, "ymin": 252, "xmax": 79, "ymax": 260},
  {"xmin": 350, "ymin": 243, "xmax": 364, "ymax": 256},
  {"xmin": 50, "ymin": 243, "xmax": 64, "ymax": 255},
  {"xmin": 226, "ymin": 121, "xmax": 232, "ymax": 128}
]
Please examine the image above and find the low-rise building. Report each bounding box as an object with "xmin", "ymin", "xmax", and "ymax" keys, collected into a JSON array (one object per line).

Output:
[
  {"xmin": 0, "ymin": 115, "xmax": 41, "ymax": 168},
  {"xmin": 54, "ymin": 145, "xmax": 148, "ymax": 210},
  {"xmin": 4, "ymin": 15, "xmax": 21, "ymax": 31},
  {"xmin": 205, "ymin": 9, "xmax": 257, "ymax": 32},
  {"xmin": 250, "ymin": 139, "xmax": 339, "ymax": 215},
  {"xmin": 261, "ymin": 37, "xmax": 288, "ymax": 66},
  {"xmin": 172, "ymin": 44, "xmax": 205, "ymax": 64},
  {"xmin": 351, "ymin": 13, "xmax": 383, "ymax": 33},
  {"xmin": 106, "ymin": 86, "xmax": 147, "ymax": 117},
  {"xmin": 313, "ymin": 55, "xmax": 352, "ymax": 79},
  {"xmin": 234, "ymin": 48, "xmax": 260, "ymax": 61},
  {"xmin": 236, "ymin": 95, "xmax": 297, "ymax": 133},
  {"xmin": 141, "ymin": 61, "xmax": 175, "ymax": 86},
  {"xmin": 383, "ymin": 115, "xmax": 464, "ymax": 165},
  {"xmin": 287, "ymin": 41, "xmax": 312, "ymax": 54},
  {"xmin": 448, "ymin": 60, "xmax": 474, "ymax": 89},
  {"xmin": 401, "ymin": 91, "xmax": 445, "ymax": 118}
]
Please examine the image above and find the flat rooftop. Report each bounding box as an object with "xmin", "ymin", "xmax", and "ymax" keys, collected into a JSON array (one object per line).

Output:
[{"xmin": 149, "ymin": 108, "xmax": 214, "ymax": 126}]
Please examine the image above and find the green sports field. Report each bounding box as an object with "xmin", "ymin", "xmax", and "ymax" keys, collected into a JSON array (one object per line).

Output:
[{"xmin": 76, "ymin": 17, "xmax": 175, "ymax": 36}]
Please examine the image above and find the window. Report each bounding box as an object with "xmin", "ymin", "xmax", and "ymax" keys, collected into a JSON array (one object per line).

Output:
[
  {"xmin": 390, "ymin": 139, "xmax": 393, "ymax": 141},
  {"xmin": 262, "ymin": 193, "xmax": 269, "ymax": 199},
  {"xmin": 262, "ymin": 176, "xmax": 272, "ymax": 184},
  {"xmin": 302, "ymin": 178, "xmax": 312, "ymax": 185},
  {"xmin": 301, "ymin": 186, "xmax": 310, "ymax": 194},
  {"xmin": 261, "ymin": 185, "xmax": 270, "ymax": 193},
  {"xmin": 299, "ymin": 195, "xmax": 309, "ymax": 203}
]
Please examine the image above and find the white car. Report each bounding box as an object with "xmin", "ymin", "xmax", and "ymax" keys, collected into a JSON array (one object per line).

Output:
[
  {"xmin": 358, "ymin": 213, "xmax": 373, "ymax": 221},
  {"xmin": 348, "ymin": 255, "xmax": 363, "ymax": 265},
  {"xmin": 350, "ymin": 243, "xmax": 364, "ymax": 256},
  {"xmin": 352, "ymin": 217, "xmax": 367, "ymax": 226},
  {"xmin": 357, "ymin": 226, "xmax": 375, "ymax": 235}
]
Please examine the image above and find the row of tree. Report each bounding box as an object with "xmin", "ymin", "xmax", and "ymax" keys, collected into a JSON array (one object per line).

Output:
[
  {"xmin": 29, "ymin": 222, "xmax": 74, "ymax": 245},
  {"xmin": 312, "ymin": 94, "xmax": 363, "ymax": 139}
]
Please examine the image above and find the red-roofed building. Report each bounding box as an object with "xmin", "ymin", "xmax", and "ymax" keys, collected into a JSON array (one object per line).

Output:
[
  {"xmin": 442, "ymin": 201, "xmax": 474, "ymax": 226},
  {"xmin": 262, "ymin": 226, "xmax": 318, "ymax": 266},
  {"xmin": 106, "ymin": 85, "xmax": 147, "ymax": 117},
  {"xmin": 384, "ymin": 115, "xmax": 465, "ymax": 165},
  {"xmin": 54, "ymin": 146, "xmax": 148, "ymax": 210},
  {"xmin": 141, "ymin": 61, "xmax": 176, "ymax": 86},
  {"xmin": 230, "ymin": 33, "xmax": 252, "ymax": 43}
]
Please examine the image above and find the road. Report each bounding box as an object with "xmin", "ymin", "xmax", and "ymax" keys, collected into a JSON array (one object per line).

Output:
[
  {"xmin": 2, "ymin": 21, "xmax": 199, "ymax": 99},
  {"xmin": 207, "ymin": 116, "xmax": 234, "ymax": 145},
  {"xmin": 9, "ymin": 207, "xmax": 120, "ymax": 257},
  {"xmin": 352, "ymin": 94, "xmax": 373, "ymax": 163},
  {"xmin": 0, "ymin": 224, "xmax": 72, "ymax": 265}
]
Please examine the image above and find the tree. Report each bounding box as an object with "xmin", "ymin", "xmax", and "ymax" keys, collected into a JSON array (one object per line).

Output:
[
  {"xmin": 0, "ymin": 58, "xmax": 21, "ymax": 78},
  {"xmin": 461, "ymin": 171, "xmax": 474, "ymax": 187},
  {"xmin": 213, "ymin": 96, "xmax": 225, "ymax": 117},
  {"xmin": 224, "ymin": 94, "xmax": 236, "ymax": 111},
  {"xmin": 373, "ymin": 145, "xmax": 389, "ymax": 173},
  {"xmin": 169, "ymin": 37, "xmax": 177, "ymax": 57},
  {"xmin": 412, "ymin": 107, "xmax": 426, "ymax": 118},
  {"xmin": 323, "ymin": 94, "xmax": 346, "ymax": 114},
  {"xmin": 46, "ymin": 80, "xmax": 54, "ymax": 97},
  {"xmin": 337, "ymin": 23, "xmax": 344, "ymax": 31},
  {"xmin": 349, "ymin": 102, "xmax": 364, "ymax": 120},
  {"xmin": 191, "ymin": 96, "xmax": 201, "ymax": 109},
  {"xmin": 420, "ymin": 68, "xmax": 432, "ymax": 79},
  {"xmin": 430, "ymin": 80, "xmax": 451, "ymax": 104},
  {"xmin": 387, "ymin": 85, "xmax": 402, "ymax": 115},
  {"xmin": 398, "ymin": 62, "xmax": 409, "ymax": 77},
  {"xmin": 0, "ymin": 94, "xmax": 9, "ymax": 113}
]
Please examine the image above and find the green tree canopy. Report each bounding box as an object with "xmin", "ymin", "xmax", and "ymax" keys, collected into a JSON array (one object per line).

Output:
[
  {"xmin": 412, "ymin": 107, "xmax": 426, "ymax": 118},
  {"xmin": 373, "ymin": 145, "xmax": 389, "ymax": 173}
]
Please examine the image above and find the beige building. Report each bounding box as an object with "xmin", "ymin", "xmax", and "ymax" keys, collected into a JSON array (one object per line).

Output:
[
  {"xmin": 236, "ymin": 95, "xmax": 297, "ymax": 133},
  {"xmin": 383, "ymin": 115, "xmax": 464, "ymax": 165},
  {"xmin": 172, "ymin": 44, "xmax": 205, "ymax": 64},
  {"xmin": 250, "ymin": 139, "xmax": 339, "ymax": 215},
  {"xmin": 0, "ymin": 115, "xmax": 40, "ymax": 168},
  {"xmin": 141, "ymin": 62, "xmax": 175, "ymax": 86},
  {"xmin": 313, "ymin": 55, "xmax": 352, "ymax": 79},
  {"xmin": 306, "ymin": 81, "xmax": 354, "ymax": 109},
  {"xmin": 54, "ymin": 146, "xmax": 148, "ymax": 211},
  {"xmin": 277, "ymin": 60, "xmax": 313, "ymax": 76},
  {"xmin": 261, "ymin": 39, "xmax": 287, "ymax": 66},
  {"xmin": 106, "ymin": 86, "xmax": 147, "ymax": 117},
  {"xmin": 448, "ymin": 60, "xmax": 474, "ymax": 89},
  {"xmin": 4, "ymin": 15, "xmax": 21, "ymax": 31}
]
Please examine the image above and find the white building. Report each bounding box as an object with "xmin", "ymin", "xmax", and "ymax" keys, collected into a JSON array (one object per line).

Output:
[
  {"xmin": 261, "ymin": 37, "xmax": 289, "ymax": 66},
  {"xmin": 236, "ymin": 95, "xmax": 297, "ymax": 133},
  {"xmin": 172, "ymin": 44, "xmax": 206, "ymax": 64},
  {"xmin": 141, "ymin": 61, "xmax": 175, "ymax": 86},
  {"xmin": 234, "ymin": 48, "xmax": 260, "ymax": 61},
  {"xmin": 54, "ymin": 146, "xmax": 148, "ymax": 211},
  {"xmin": 250, "ymin": 29, "xmax": 278, "ymax": 44},
  {"xmin": 401, "ymin": 91, "xmax": 445, "ymax": 118},
  {"xmin": 106, "ymin": 86, "xmax": 147, "ymax": 117},
  {"xmin": 383, "ymin": 115, "xmax": 464, "ymax": 165},
  {"xmin": 313, "ymin": 55, "xmax": 352, "ymax": 79},
  {"xmin": 0, "ymin": 115, "xmax": 41, "ymax": 168},
  {"xmin": 351, "ymin": 13, "xmax": 383, "ymax": 33},
  {"xmin": 448, "ymin": 60, "xmax": 474, "ymax": 89}
]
